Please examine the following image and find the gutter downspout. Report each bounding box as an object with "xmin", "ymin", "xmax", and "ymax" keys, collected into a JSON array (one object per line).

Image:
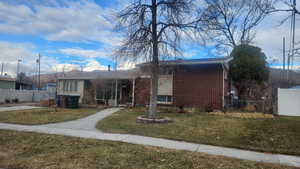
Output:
[
  {"xmin": 132, "ymin": 78, "xmax": 135, "ymax": 107},
  {"xmin": 221, "ymin": 63, "xmax": 226, "ymax": 108}
]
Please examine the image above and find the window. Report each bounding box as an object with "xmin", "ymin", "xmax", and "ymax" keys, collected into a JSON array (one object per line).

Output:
[
  {"xmin": 63, "ymin": 80, "xmax": 68, "ymax": 92},
  {"xmin": 70, "ymin": 80, "xmax": 78, "ymax": 91},
  {"xmin": 224, "ymin": 70, "xmax": 228, "ymax": 80},
  {"xmin": 70, "ymin": 81, "xmax": 74, "ymax": 91},
  {"xmin": 157, "ymin": 95, "xmax": 172, "ymax": 104},
  {"xmin": 160, "ymin": 67, "xmax": 173, "ymax": 75},
  {"xmin": 63, "ymin": 80, "xmax": 78, "ymax": 92},
  {"xmin": 74, "ymin": 81, "xmax": 78, "ymax": 91}
]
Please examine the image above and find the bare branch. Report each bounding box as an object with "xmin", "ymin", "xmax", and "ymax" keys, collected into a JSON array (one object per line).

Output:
[{"xmin": 201, "ymin": 0, "xmax": 272, "ymax": 51}]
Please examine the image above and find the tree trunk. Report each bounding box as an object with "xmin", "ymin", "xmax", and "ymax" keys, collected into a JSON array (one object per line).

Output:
[{"xmin": 149, "ymin": 0, "xmax": 159, "ymax": 118}]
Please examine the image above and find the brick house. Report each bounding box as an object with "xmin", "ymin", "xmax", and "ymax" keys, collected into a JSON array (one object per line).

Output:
[
  {"xmin": 57, "ymin": 57, "xmax": 231, "ymax": 109},
  {"xmin": 134, "ymin": 57, "xmax": 231, "ymax": 109}
]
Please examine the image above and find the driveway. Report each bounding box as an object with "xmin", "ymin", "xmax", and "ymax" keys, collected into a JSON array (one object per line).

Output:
[{"xmin": 0, "ymin": 108, "xmax": 299, "ymax": 168}]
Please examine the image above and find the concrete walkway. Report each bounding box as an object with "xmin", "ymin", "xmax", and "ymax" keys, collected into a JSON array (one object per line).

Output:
[
  {"xmin": 40, "ymin": 108, "xmax": 120, "ymax": 131},
  {"xmin": 0, "ymin": 106, "xmax": 41, "ymax": 112},
  {"xmin": 0, "ymin": 108, "xmax": 299, "ymax": 167}
]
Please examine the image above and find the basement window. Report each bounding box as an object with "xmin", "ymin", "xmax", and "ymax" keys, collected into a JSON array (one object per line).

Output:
[{"xmin": 157, "ymin": 95, "xmax": 172, "ymax": 104}]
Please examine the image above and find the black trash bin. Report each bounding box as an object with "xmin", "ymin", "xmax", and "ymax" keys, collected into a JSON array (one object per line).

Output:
[{"xmin": 67, "ymin": 96, "xmax": 80, "ymax": 108}]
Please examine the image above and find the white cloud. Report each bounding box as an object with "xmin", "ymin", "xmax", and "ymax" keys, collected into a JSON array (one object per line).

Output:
[
  {"xmin": 83, "ymin": 59, "xmax": 107, "ymax": 71},
  {"xmin": 52, "ymin": 63, "xmax": 80, "ymax": 72},
  {"xmin": 0, "ymin": 41, "xmax": 80, "ymax": 76},
  {"xmin": 0, "ymin": 41, "xmax": 37, "ymax": 76},
  {"xmin": 59, "ymin": 48, "xmax": 112, "ymax": 59},
  {"xmin": 52, "ymin": 59, "xmax": 108, "ymax": 72},
  {"xmin": 254, "ymin": 1, "xmax": 300, "ymax": 67},
  {"xmin": 0, "ymin": 41, "xmax": 117, "ymax": 77},
  {"xmin": 117, "ymin": 60, "xmax": 135, "ymax": 70},
  {"xmin": 0, "ymin": 1, "xmax": 122, "ymax": 46}
]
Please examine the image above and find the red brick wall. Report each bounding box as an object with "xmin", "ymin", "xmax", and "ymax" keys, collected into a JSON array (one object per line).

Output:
[
  {"xmin": 173, "ymin": 64, "xmax": 224, "ymax": 109},
  {"xmin": 134, "ymin": 77, "xmax": 150, "ymax": 105},
  {"xmin": 134, "ymin": 64, "xmax": 227, "ymax": 109}
]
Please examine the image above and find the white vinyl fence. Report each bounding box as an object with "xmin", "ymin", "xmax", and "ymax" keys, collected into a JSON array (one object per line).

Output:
[
  {"xmin": 0, "ymin": 89, "xmax": 55, "ymax": 103},
  {"xmin": 278, "ymin": 88, "xmax": 300, "ymax": 116}
]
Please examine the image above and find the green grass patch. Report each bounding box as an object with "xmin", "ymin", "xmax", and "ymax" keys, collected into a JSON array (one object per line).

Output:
[
  {"xmin": 0, "ymin": 107, "xmax": 104, "ymax": 125},
  {"xmin": 0, "ymin": 130, "xmax": 294, "ymax": 169},
  {"xmin": 97, "ymin": 107, "xmax": 300, "ymax": 156}
]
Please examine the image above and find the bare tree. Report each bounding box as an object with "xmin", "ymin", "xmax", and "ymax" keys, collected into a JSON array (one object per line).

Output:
[
  {"xmin": 260, "ymin": 0, "xmax": 299, "ymax": 71},
  {"xmin": 116, "ymin": 0, "xmax": 202, "ymax": 118},
  {"xmin": 201, "ymin": 0, "xmax": 273, "ymax": 51},
  {"xmin": 263, "ymin": 0, "xmax": 299, "ymax": 15}
]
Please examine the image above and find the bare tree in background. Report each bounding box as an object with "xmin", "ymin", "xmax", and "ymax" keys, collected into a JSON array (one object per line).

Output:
[
  {"xmin": 254, "ymin": 0, "xmax": 300, "ymax": 72},
  {"xmin": 116, "ymin": 0, "xmax": 203, "ymax": 118},
  {"xmin": 201, "ymin": 0, "xmax": 273, "ymax": 51},
  {"xmin": 263, "ymin": 0, "xmax": 299, "ymax": 16}
]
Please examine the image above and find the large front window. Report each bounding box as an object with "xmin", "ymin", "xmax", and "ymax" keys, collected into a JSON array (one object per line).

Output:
[
  {"xmin": 62, "ymin": 80, "xmax": 78, "ymax": 92},
  {"xmin": 157, "ymin": 74, "xmax": 173, "ymax": 104},
  {"xmin": 157, "ymin": 95, "xmax": 172, "ymax": 104}
]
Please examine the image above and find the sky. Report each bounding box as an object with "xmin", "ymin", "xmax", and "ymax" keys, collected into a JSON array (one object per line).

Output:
[{"xmin": 0, "ymin": 0, "xmax": 299, "ymax": 77}]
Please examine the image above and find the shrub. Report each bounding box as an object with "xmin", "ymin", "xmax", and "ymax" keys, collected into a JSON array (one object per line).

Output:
[
  {"xmin": 5, "ymin": 99, "xmax": 10, "ymax": 103},
  {"xmin": 204, "ymin": 104, "xmax": 214, "ymax": 112},
  {"xmin": 12, "ymin": 98, "xmax": 19, "ymax": 103}
]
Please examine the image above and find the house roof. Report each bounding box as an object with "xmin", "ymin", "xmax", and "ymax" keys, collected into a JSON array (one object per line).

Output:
[
  {"xmin": 57, "ymin": 57, "xmax": 232, "ymax": 81},
  {"xmin": 58, "ymin": 70, "xmax": 138, "ymax": 80},
  {"xmin": 138, "ymin": 57, "xmax": 232, "ymax": 67}
]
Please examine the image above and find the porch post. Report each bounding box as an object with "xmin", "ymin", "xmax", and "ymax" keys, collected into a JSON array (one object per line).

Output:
[
  {"xmin": 114, "ymin": 79, "xmax": 118, "ymax": 106},
  {"xmin": 119, "ymin": 82, "xmax": 122, "ymax": 102},
  {"xmin": 132, "ymin": 78, "xmax": 135, "ymax": 106}
]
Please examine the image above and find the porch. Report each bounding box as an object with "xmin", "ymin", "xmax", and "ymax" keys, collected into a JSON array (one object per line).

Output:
[{"xmin": 94, "ymin": 78, "xmax": 135, "ymax": 106}]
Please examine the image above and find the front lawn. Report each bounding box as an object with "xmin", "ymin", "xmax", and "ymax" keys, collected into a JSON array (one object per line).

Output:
[
  {"xmin": 0, "ymin": 107, "xmax": 104, "ymax": 125},
  {"xmin": 0, "ymin": 130, "xmax": 294, "ymax": 169},
  {"xmin": 97, "ymin": 108, "xmax": 300, "ymax": 156}
]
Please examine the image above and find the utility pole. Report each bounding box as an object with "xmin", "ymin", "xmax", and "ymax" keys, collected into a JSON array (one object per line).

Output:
[
  {"xmin": 291, "ymin": 0, "xmax": 296, "ymax": 70},
  {"xmin": 283, "ymin": 37, "xmax": 286, "ymax": 70},
  {"xmin": 38, "ymin": 53, "xmax": 41, "ymax": 90},
  {"xmin": 35, "ymin": 59, "xmax": 38, "ymax": 89},
  {"xmin": 1, "ymin": 62, "xmax": 3, "ymax": 76},
  {"xmin": 62, "ymin": 66, "xmax": 65, "ymax": 77},
  {"xmin": 283, "ymin": 37, "xmax": 286, "ymax": 80}
]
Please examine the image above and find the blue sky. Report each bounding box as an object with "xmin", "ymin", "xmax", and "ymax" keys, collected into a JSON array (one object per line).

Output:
[{"xmin": 0, "ymin": 0, "xmax": 299, "ymax": 77}]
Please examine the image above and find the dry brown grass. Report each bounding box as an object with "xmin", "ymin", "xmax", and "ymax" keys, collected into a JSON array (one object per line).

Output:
[
  {"xmin": 0, "ymin": 107, "xmax": 104, "ymax": 125},
  {"xmin": 0, "ymin": 130, "xmax": 295, "ymax": 169},
  {"xmin": 97, "ymin": 107, "xmax": 300, "ymax": 155}
]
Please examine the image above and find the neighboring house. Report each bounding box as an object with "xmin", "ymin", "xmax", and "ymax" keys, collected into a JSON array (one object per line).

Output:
[
  {"xmin": 57, "ymin": 57, "xmax": 231, "ymax": 109},
  {"xmin": 57, "ymin": 77, "xmax": 92, "ymax": 104},
  {"xmin": 57, "ymin": 70, "xmax": 137, "ymax": 104},
  {"xmin": 16, "ymin": 81, "xmax": 33, "ymax": 90},
  {"xmin": 44, "ymin": 82, "xmax": 57, "ymax": 93},
  {"xmin": 0, "ymin": 76, "xmax": 16, "ymax": 89}
]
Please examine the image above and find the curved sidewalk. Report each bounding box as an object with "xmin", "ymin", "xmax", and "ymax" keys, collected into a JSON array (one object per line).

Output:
[{"xmin": 0, "ymin": 108, "xmax": 299, "ymax": 167}]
